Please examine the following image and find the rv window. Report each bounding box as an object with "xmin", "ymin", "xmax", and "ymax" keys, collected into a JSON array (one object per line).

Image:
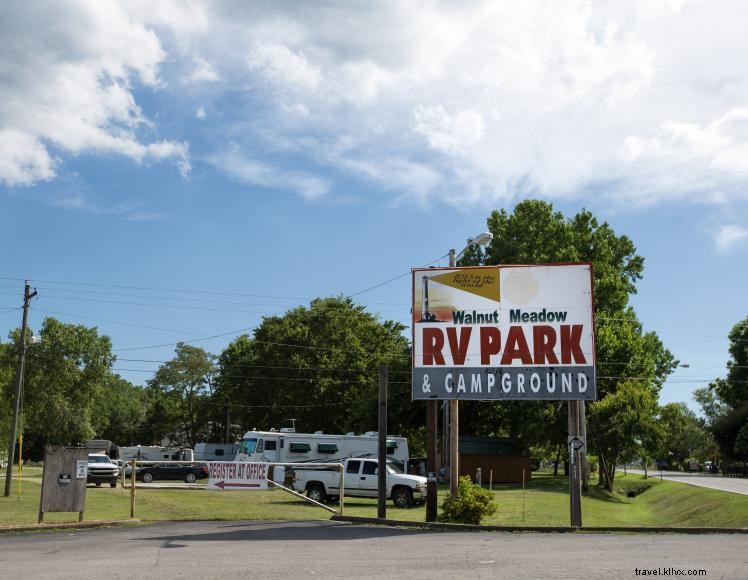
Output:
[
  {"xmin": 346, "ymin": 460, "xmax": 361, "ymax": 474},
  {"xmin": 215, "ymin": 449, "xmax": 224, "ymax": 456},
  {"xmin": 265, "ymin": 441, "xmax": 277, "ymax": 451},
  {"xmin": 257, "ymin": 439, "xmax": 264, "ymax": 453},
  {"xmin": 241, "ymin": 439, "xmax": 258, "ymax": 454},
  {"xmin": 289, "ymin": 442, "xmax": 311, "ymax": 453},
  {"xmin": 386, "ymin": 441, "xmax": 397, "ymax": 453},
  {"xmin": 318, "ymin": 443, "xmax": 338, "ymax": 454}
]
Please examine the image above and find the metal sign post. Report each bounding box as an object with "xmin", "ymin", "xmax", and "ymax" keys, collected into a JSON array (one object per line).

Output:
[{"xmin": 568, "ymin": 403, "xmax": 585, "ymax": 528}]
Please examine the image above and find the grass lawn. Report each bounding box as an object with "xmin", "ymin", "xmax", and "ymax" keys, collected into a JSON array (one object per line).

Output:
[{"xmin": 2, "ymin": 468, "xmax": 747, "ymax": 528}]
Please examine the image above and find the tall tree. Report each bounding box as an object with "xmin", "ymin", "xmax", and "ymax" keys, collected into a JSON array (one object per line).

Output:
[
  {"xmin": 1, "ymin": 317, "xmax": 115, "ymax": 459},
  {"xmin": 147, "ymin": 343, "xmax": 216, "ymax": 449},
  {"xmin": 589, "ymin": 380, "xmax": 661, "ymax": 488},
  {"xmin": 215, "ymin": 296, "xmax": 413, "ymax": 443},
  {"xmin": 95, "ymin": 375, "xmax": 149, "ymax": 445},
  {"xmin": 460, "ymin": 200, "xmax": 676, "ymax": 487},
  {"xmin": 657, "ymin": 402, "xmax": 714, "ymax": 469},
  {"xmin": 696, "ymin": 316, "xmax": 748, "ymax": 460}
]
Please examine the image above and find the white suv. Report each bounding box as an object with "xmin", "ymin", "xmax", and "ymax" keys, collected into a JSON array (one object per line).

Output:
[{"xmin": 87, "ymin": 454, "xmax": 119, "ymax": 487}]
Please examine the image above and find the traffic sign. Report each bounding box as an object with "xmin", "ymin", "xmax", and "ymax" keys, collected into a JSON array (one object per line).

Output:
[{"xmin": 568, "ymin": 436, "xmax": 585, "ymax": 452}]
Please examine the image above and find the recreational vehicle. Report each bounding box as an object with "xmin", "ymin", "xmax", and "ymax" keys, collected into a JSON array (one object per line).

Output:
[{"xmin": 235, "ymin": 428, "xmax": 409, "ymax": 467}]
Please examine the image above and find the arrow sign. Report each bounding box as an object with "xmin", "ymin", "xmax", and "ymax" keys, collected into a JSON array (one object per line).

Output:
[
  {"xmin": 212, "ymin": 481, "xmax": 263, "ymax": 490},
  {"xmin": 207, "ymin": 461, "xmax": 269, "ymax": 491}
]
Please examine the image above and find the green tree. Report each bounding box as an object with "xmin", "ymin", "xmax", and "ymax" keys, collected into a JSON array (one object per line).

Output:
[
  {"xmin": 658, "ymin": 402, "xmax": 713, "ymax": 470},
  {"xmin": 147, "ymin": 343, "xmax": 216, "ymax": 449},
  {"xmin": 588, "ymin": 381, "xmax": 661, "ymax": 489},
  {"xmin": 1, "ymin": 317, "xmax": 115, "ymax": 459},
  {"xmin": 96, "ymin": 375, "xmax": 149, "ymax": 445},
  {"xmin": 696, "ymin": 317, "xmax": 748, "ymax": 460},
  {"xmin": 460, "ymin": 200, "xmax": 676, "ymax": 485},
  {"xmin": 215, "ymin": 296, "xmax": 413, "ymax": 442}
]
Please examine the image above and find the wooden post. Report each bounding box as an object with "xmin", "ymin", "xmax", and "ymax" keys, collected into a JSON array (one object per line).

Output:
[
  {"xmin": 130, "ymin": 460, "xmax": 136, "ymax": 518},
  {"xmin": 426, "ymin": 400, "xmax": 438, "ymax": 521},
  {"xmin": 377, "ymin": 364, "xmax": 387, "ymax": 520}
]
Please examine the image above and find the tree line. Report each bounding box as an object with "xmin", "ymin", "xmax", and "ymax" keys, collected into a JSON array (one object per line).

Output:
[{"xmin": 2, "ymin": 201, "xmax": 744, "ymax": 488}]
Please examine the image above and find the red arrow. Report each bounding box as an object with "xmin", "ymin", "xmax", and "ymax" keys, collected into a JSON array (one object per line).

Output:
[{"xmin": 212, "ymin": 480, "xmax": 263, "ymax": 489}]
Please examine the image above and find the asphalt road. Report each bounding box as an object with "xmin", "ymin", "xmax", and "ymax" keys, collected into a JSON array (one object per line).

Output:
[
  {"xmin": 1, "ymin": 520, "xmax": 746, "ymax": 579},
  {"xmin": 628, "ymin": 470, "xmax": 748, "ymax": 495}
]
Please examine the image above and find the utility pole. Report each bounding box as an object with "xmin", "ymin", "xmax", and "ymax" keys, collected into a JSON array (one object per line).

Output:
[
  {"xmin": 448, "ymin": 248, "xmax": 460, "ymax": 496},
  {"xmin": 4, "ymin": 282, "xmax": 37, "ymax": 497}
]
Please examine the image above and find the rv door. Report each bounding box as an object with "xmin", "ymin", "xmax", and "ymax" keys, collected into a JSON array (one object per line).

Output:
[{"xmin": 263, "ymin": 438, "xmax": 278, "ymax": 462}]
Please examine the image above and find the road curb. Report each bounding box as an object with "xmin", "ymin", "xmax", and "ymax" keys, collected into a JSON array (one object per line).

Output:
[
  {"xmin": 0, "ymin": 519, "xmax": 142, "ymax": 534},
  {"xmin": 331, "ymin": 515, "xmax": 748, "ymax": 534}
]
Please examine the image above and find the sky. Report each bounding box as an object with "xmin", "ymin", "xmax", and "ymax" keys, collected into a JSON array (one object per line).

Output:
[{"xmin": 1, "ymin": 1, "xmax": 747, "ymax": 414}]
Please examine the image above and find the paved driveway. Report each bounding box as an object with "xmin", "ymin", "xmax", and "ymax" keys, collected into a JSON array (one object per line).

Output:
[
  {"xmin": 1, "ymin": 520, "xmax": 746, "ymax": 579},
  {"xmin": 629, "ymin": 469, "xmax": 748, "ymax": 495}
]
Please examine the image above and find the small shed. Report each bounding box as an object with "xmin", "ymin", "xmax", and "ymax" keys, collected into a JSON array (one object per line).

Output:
[{"xmin": 459, "ymin": 436, "xmax": 531, "ymax": 484}]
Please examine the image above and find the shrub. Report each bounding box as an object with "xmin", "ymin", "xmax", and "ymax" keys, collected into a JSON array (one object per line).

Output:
[{"xmin": 438, "ymin": 476, "xmax": 498, "ymax": 525}]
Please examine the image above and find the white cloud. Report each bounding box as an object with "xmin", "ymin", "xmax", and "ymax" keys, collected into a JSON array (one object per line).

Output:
[
  {"xmin": 0, "ymin": 130, "xmax": 56, "ymax": 186},
  {"xmin": 211, "ymin": 144, "xmax": 330, "ymax": 201},
  {"xmin": 5, "ymin": 0, "xmax": 748, "ymax": 212},
  {"xmin": 413, "ymin": 106, "xmax": 485, "ymax": 156},
  {"xmin": 188, "ymin": 55, "xmax": 220, "ymax": 83},
  {"xmin": 0, "ymin": 1, "xmax": 190, "ymax": 187},
  {"xmin": 714, "ymin": 224, "xmax": 748, "ymax": 252},
  {"xmin": 247, "ymin": 44, "xmax": 321, "ymax": 93}
]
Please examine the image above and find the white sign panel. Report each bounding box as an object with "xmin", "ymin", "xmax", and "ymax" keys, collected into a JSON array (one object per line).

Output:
[
  {"xmin": 206, "ymin": 462, "xmax": 268, "ymax": 491},
  {"xmin": 75, "ymin": 460, "xmax": 87, "ymax": 479},
  {"xmin": 412, "ymin": 263, "xmax": 596, "ymax": 401}
]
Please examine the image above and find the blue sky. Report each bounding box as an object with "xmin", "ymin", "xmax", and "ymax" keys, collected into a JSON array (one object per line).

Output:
[{"xmin": 2, "ymin": 1, "xmax": 747, "ymax": 413}]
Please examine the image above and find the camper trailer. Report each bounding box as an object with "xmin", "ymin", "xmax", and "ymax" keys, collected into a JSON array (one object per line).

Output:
[
  {"xmin": 235, "ymin": 428, "xmax": 409, "ymax": 467},
  {"xmin": 118, "ymin": 445, "xmax": 194, "ymax": 462},
  {"xmin": 194, "ymin": 443, "xmax": 241, "ymax": 462}
]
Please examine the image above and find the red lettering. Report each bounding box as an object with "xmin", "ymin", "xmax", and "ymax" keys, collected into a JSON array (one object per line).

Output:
[
  {"xmin": 560, "ymin": 324, "xmax": 586, "ymax": 364},
  {"xmin": 500, "ymin": 326, "xmax": 533, "ymax": 365},
  {"xmin": 446, "ymin": 327, "xmax": 472, "ymax": 365},
  {"xmin": 422, "ymin": 327, "xmax": 445, "ymax": 365},
  {"xmin": 480, "ymin": 327, "xmax": 501, "ymax": 365},
  {"xmin": 533, "ymin": 325, "xmax": 559, "ymax": 365}
]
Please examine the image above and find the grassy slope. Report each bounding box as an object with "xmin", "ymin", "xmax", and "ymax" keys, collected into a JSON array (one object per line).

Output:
[{"xmin": 2, "ymin": 469, "xmax": 747, "ymax": 528}]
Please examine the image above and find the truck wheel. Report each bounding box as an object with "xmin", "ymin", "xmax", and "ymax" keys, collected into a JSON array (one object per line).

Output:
[
  {"xmin": 392, "ymin": 487, "xmax": 413, "ymax": 508},
  {"xmin": 141, "ymin": 472, "xmax": 153, "ymax": 483},
  {"xmin": 110, "ymin": 481, "xmax": 117, "ymax": 488},
  {"xmin": 307, "ymin": 484, "xmax": 327, "ymax": 504}
]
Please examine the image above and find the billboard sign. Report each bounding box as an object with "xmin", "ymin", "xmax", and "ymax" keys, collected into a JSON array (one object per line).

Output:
[{"xmin": 412, "ymin": 263, "xmax": 596, "ymax": 401}]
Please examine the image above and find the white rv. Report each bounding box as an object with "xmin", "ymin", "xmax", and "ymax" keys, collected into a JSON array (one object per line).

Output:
[
  {"xmin": 119, "ymin": 445, "xmax": 194, "ymax": 462},
  {"xmin": 235, "ymin": 429, "xmax": 409, "ymax": 467}
]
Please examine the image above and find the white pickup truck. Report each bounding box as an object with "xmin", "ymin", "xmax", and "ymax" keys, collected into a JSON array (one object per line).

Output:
[{"xmin": 292, "ymin": 457, "xmax": 427, "ymax": 508}]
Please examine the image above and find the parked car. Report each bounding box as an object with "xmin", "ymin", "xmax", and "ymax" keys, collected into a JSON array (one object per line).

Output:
[
  {"xmin": 87, "ymin": 454, "xmax": 119, "ymax": 487},
  {"xmin": 136, "ymin": 462, "xmax": 209, "ymax": 483}
]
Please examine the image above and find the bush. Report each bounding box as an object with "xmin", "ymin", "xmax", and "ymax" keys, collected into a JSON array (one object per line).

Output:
[{"xmin": 438, "ymin": 476, "xmax": 498, "ymax": 525}]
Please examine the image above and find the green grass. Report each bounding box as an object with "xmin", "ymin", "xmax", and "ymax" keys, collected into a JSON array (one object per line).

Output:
[{"xmin": 2, "ymin": 468, "xmax": 747, "ymax": 528}]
